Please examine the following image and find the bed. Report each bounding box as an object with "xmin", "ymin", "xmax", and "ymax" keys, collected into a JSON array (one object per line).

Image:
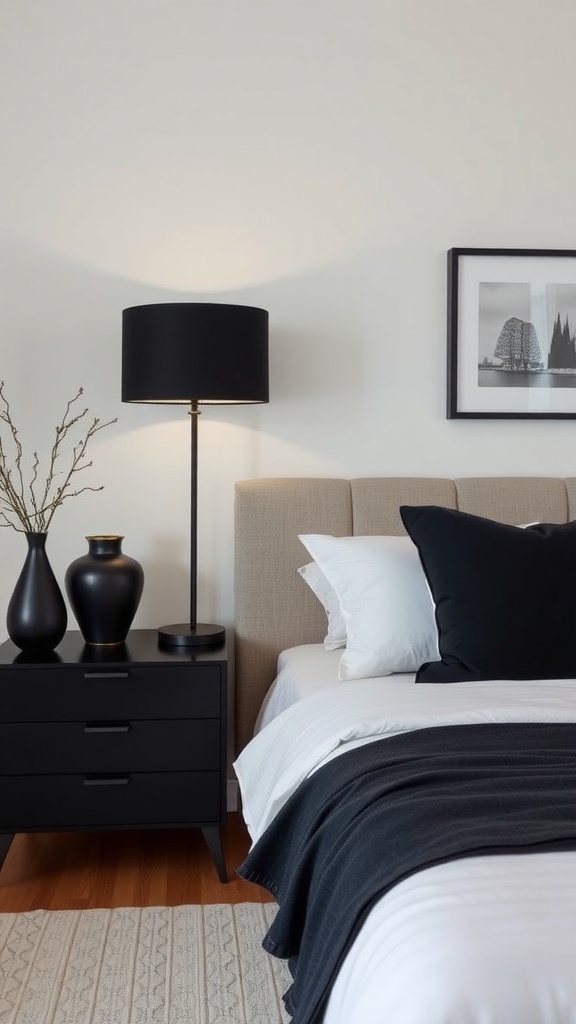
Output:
[{"xmin": 232, "ymin": 476, "xmax": 576, "ymax": 1024}]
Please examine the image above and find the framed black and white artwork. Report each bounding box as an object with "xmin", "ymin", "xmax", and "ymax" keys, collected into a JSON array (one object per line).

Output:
[{"xmin": 447, "ymin": 247, "xmax": 576, "ymax": 419}]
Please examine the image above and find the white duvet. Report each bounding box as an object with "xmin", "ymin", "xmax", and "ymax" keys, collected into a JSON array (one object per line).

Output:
[{"xmin": 234, "ymin": 646, "xmax": 576, "ymax": 1024}]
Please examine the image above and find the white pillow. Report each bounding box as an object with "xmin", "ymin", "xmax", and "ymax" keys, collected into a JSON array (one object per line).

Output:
[
  {"xmin": 298, "ymin": 561, "xmax": 347, "ymax": 650},
  {"xmin": 298, "ymin": 534, "xmax": 439, "ymax": 680}
]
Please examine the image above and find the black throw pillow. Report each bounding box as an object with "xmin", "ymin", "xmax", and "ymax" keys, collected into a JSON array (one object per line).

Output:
[{"xmin": 399, "ymin": 504, "xmax": 576, "ymax": 683}]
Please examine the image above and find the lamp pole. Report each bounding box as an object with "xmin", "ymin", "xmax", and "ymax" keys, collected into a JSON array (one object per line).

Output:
[{"xmin": 189, "ymin": 399, "xmax": 199, "ymax": 631}]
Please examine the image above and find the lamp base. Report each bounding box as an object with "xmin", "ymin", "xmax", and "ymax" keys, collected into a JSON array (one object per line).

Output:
[{"xmin": 158, "ymin": 622, "xmax": 225, "ymax": 648}]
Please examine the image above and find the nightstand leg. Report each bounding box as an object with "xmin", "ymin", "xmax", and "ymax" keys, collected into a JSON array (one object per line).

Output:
[
  {"xmin": 201, "ymin": 826, "xmax": 228, "ymax": 882},
  {"xmin": 0, "ymin": 833, "xmax": 14, "ymax": 873}
]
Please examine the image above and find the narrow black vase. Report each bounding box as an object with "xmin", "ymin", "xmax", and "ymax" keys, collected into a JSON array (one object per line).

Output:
[
  {"xmin": 65, "ymin": 535, "xmax": 144, "ymax": 645},
  {"xmin": 7, "ymin": 532, "xmax": 68, "ymax": 652}
]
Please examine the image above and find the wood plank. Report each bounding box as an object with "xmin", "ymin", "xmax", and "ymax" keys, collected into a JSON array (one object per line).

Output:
[{"xmin": 0, "ymin": 814, "xmax": 272, "ymax": 912}]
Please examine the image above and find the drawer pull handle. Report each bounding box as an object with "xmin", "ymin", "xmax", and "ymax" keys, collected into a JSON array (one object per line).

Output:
[
  {"xmin": 84, "ymin": 723, "xmax": 130, "ymax": 733},
  {"xmin": 83, "ymin": 775, "xmax": 130, "ymax": 786},
  {"xmin": 83, "ymin": 672, "xmax": 130, "ymax": 679}
]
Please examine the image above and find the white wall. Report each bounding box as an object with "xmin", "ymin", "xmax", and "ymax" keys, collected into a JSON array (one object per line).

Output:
[{"xmin": 1, "ymin": 0, "xmax": 575, "ymax": 636}]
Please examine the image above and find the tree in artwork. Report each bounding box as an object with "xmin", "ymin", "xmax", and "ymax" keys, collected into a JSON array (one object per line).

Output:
[{"xmin": 493, "ymin": 317, "xmax": 543, "ymax": 370}]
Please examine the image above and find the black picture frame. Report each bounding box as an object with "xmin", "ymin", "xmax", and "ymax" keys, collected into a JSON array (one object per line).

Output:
[{"xmin": 447, "ymin": 247, "xmax": 576, "ymax": 419}]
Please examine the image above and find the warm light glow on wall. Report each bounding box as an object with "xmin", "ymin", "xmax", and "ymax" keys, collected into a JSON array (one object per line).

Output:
[{"xmin": 19, "ymin": 156, "xmax": 373, "ymax": 291}]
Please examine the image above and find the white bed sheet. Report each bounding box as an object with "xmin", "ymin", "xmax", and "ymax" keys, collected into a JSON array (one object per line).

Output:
[
  {"xmin": 237, "ymin": 644, "xmax": 576, "ymax": 843},
  {"xmin": 327, "ymin": 852, "xmax": 576, "ymax": 1024},
  {"xmin": 234, "ymin": 645, "xmax": 576, "ymax": 1024},
  {"xmin": 255, "ymin": 644, "xmax": 345, "ymax": 731}
]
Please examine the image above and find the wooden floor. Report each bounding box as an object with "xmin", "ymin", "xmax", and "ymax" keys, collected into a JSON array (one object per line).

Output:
[{"xmin": 0, "ymin": 814, "xmax": 273, "ymax": 912}]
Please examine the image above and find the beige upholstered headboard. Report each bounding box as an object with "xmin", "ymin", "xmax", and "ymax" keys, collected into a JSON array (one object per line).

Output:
[{"xmin": 234, "ymin": 476, "xmax": 576, "ymax": 753}]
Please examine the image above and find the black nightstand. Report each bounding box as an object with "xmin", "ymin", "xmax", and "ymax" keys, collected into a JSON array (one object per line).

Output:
[{"xmin": 0, "ymin": 629, "xmax": 228, "ymax": 882}]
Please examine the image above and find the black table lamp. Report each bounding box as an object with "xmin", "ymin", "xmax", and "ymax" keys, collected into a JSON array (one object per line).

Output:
[{"xmin": 121, "ymin": 302, "xmax": 269, "ymax": 648}]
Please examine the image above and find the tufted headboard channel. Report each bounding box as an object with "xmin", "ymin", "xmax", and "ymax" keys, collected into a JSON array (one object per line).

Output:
[{"xmin": 234, "ymin": 476, "xmax": 576, "ymax": 754}]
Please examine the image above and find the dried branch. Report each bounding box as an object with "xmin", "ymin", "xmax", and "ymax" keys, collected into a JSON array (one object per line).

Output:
[{"xmin": 0, "ymin": 383, "xmax": 117, "ymax": 533}]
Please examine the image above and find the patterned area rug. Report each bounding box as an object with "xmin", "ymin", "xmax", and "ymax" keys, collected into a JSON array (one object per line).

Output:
[{"xmin": 0, "ymin": 903, "xmax": 291, "ymax": 1023}]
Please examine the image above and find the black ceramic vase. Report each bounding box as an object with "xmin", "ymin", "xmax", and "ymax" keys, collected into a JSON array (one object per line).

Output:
[
  {"xmin": 7, "ymin": 532, "xmax": 68, "ymax": 652},
  {"xmin": 65, "ymin": 535, "xmax": 144, "ymax": 646}
]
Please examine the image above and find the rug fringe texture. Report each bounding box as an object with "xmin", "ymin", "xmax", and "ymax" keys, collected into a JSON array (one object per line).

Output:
[{"xmin": 0, "ymin": 903, "xmax": 290, "ymax": 1023}]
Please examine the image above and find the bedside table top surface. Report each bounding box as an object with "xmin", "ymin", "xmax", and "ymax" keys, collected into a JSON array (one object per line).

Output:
[{"xmin": 0, "ymin": 630, "xmax": 228, "ymax": 668}]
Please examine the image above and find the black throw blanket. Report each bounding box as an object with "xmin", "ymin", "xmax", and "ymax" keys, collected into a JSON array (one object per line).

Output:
[{"xmin": 238, "ymin": 722, "xmax": 576, "ymax": 1024}]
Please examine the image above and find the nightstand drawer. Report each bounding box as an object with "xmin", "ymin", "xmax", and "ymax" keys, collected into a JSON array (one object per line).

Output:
[
  {"xmin": 0, "ymin": 664, "xmax": 223, "ymax": 721},
  {"xmin": 0, "ymin": 719, "xmax": 221, "ymax": 774},
  {"xmin": 0, "ymin": 771, "xmax": 223, "ymax": 828}
]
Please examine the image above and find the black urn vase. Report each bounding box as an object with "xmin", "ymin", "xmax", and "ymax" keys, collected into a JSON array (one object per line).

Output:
[
  {"xmin": 7, "ymin": 532, "xmax": 68, "ymax": 652},
  {"xmin": 65, "ymin": 535, "xmax": 144, "ymax": 646}
]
